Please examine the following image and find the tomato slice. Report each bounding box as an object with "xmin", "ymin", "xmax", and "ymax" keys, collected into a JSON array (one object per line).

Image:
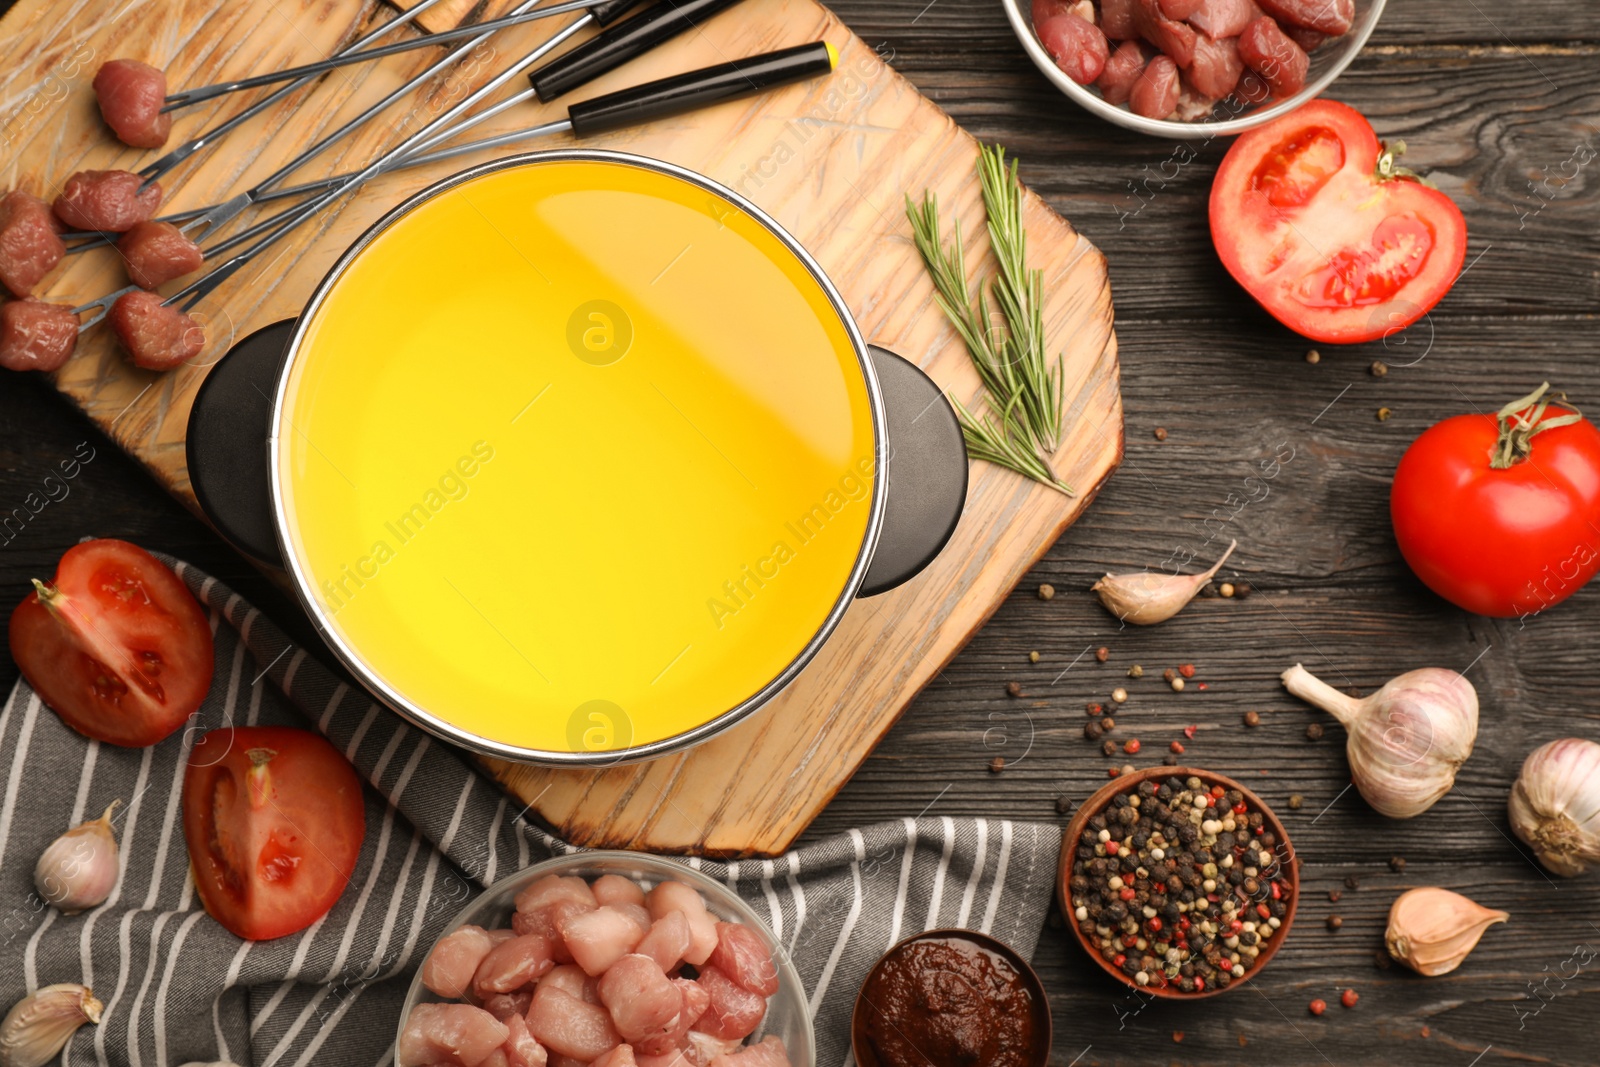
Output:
[
  {"xmin": 184, "ymin": 726, "xmax": 366, "ymax": 940},
  {"xmin": 9, "ymin": 538, "xmax": 214, "ymax": 747},
  {"xmin": 1210, "ymin": 100, "xmax": 1467, "ymax": 344}
]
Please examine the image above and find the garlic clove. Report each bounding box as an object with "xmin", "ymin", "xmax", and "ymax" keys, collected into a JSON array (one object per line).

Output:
[
  {"xmin": 1385, "ymin": 887, "xmax": 1508, "ymax": 976},
  {"xmin": 0, "ymin": 983, "xmax": 103, "ymax": 1067},
  {"xmin": 34, "ymin": 800, "xmax": 121, "ymax": 915},
  {"xmin": 1507, "ymin": 738, "xmax": 1600, "ymax": 877},
  {"xmin": 1092, "ymin": 539, "xmax": 1237, "ymax": 626}
]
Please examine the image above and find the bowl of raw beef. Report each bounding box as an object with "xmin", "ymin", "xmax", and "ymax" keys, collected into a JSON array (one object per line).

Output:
[
  {"xmin": 1002, "ymin": 0, "xmax": 1387, "ymax": 137},
  {"xmin": 397, "ymin": 852, "xmax": 812, "ymax": 1067}
]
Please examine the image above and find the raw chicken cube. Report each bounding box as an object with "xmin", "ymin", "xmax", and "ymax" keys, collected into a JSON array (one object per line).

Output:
[
  {"xmin": 685, "ymin": 1032, "xmax": 744, "ymax": 1066},
  {"xmin": 646, "ymin": 883, "xmax": 719, "ymax": 966},
  {"xmin": 1037, "ymin": 13, "xmax": 1110, "ymax": 84},
  {"xmin": 592, "ymin": 875, "xmax": 647, "ymax": 908},
  {"xmin": 1185, "ymin": 0, "xmax": 1265, "ymax": 39},
  {"xmin": 423, "ymin": 925, "xmax": 497, "ymax": 999},
  {"xmin": 398, "ymin": 1003, "xmax": 510, "ymax": 1067},
  {"xmin": 92, "ymin": 59, "xmax": 172, "ymax": 148},
  {"xmin": 474, "ymin": 933, "xmax": 556, "ymax": 996},
  {"xmin": 708, "ymin": 1037, "xmax": 793, "ymax": 1067},
  {"xmin": 707, "ymin": 924, "xmax": 778, "ymax": 997},
  {"xmin": 516, "ymin": 875, "xmax": 598, "ymax": 916},
  {"xmin": 107, "ymin": 289, "xmax": 204, "ymax": 370},
  {"xmin": 480, "ymin": 1051, "xmax": 511, "ymax": 1067},
  {"xmin": 1096, "ymin": 40, "xmax": 1150, "ymax": 104},
  {"xmin": 634, "ymin": 1051, "xmax": 695, "ymax": 1067},
  {"xmin": 483, "ymin": 992, "xmax": 534, "ymax": 1022},
  {"xmin": 0, "ymin": 299, "xmax": 77, "ymax": 372},
  {"xmin": 117, "ymin": 220, "xmax": 204, "ymax": 290},
  {"xmin": 527, "ymin": 982, "xmax": 622, "ymax": 1061},
  {"xmin": 674, "ymin": 979, "xmax": 710, "ymax": 1029},
  {"xmin": 0, "ymin": 190, "xmax": 65, "ymax": 298},
  {"xmin": 53, "ymin": 171, "xmax": 162, "ymax": 233},
  {"xmin": 562, "ymin": 905, "xmax": 648, "ymax": 976},
  {"xmin": 593, "ymin": 1046, "xmax": 640, "ymax": 1067},
  {"xmin": 691, "ymin": 966, "xmax": 765, "ymax": 1042},
  {"xmin": 599, "ymin": 955, "xmax": 684, "ymax": 1051},
  {"xmin": 539, "ymin": 964, "xmax": 602, "ymax": 1005},
  {"xmin": 635, "ymin": 912, "xmax": 692, "ymax": 973},
  {"xmin": 503, "ymin": 1014, "xmax": 549, "ymax": 1067}
]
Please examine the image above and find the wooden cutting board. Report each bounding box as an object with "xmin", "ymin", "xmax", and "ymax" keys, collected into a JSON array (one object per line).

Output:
[{"xmin": 1, "ymin": 0, "xmax": 1121, "ymax": 856}]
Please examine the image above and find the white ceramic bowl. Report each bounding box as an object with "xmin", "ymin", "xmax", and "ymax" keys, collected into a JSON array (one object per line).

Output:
[
  {"xmin": 396, "ymin": 851, "xmax": 815, "ymax": 1067},
  {"xmin": 1001, "ymin": 0, "xmax": 1387, "ymax": 138}
]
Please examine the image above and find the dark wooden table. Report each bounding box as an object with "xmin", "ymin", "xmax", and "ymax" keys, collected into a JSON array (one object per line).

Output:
[{"xmin": 4, "ymin": 0, "xmax": 1598, "ymax": 1063}]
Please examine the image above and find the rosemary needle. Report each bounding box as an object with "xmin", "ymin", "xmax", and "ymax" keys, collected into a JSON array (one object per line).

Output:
[{"xmin": 907, "ymin": 144, "xmax": 1072, "ymax": 495}]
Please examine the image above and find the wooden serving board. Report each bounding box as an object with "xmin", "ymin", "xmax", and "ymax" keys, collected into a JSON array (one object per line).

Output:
[{"xmin": 1, "ymin": 0, "xmax": 1121, "ymax": 855}]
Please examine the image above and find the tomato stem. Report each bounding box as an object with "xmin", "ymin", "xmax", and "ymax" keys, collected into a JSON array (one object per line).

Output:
[
  {"xmin": 1490, "ymin": 382, "xmax": 1584, "ymax": 468},
  {"xmin": 1375, "ymin": 140, "xmax": 1433, "ymax": 187}
]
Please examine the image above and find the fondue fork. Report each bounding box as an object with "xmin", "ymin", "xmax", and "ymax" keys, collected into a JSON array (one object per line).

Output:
[{"xmin": 71, "ymin": 42, "xmax": 838, "ymax": 330}]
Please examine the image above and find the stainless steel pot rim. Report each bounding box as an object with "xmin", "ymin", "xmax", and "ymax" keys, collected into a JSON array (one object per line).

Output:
[{"xmin": 268, "ymin": 148, "xmax": 890, "ymax": 767}]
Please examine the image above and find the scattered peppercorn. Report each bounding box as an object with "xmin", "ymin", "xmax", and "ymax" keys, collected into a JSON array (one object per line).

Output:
[
  {"xmin": 1107, "ymin": 766, "xmax": 1121, "ymax": 778},
  {"xmin": 1154, "ymin": 427, "xmax": 1168, "ymax": 441},
  {"xmin": 1196, "ymin": 682, "xmax": 1208, "ymax": 690},
  {"xmin": 1288, "ymin": 794, "xmax": 1303, "ymax": 809},
  {"xmin": 1374, "ymin": 950, "xmax": 1392, "ymax": 970},
  {"xmin": 1389, "ymin": 856, "xmax": 1406, "ymax": 873},
  {"xmin": 1173, "ymin": 1032, "xmax": 1184, "ymax": 1044},
  {"xmin": 1377, "ymin": 407, "xmax": 1392, "ymax": 421},
  {"xmin": 1084, "ymin": 721, "xmax": 1103, "ymax": 741},
  {"xmin": 1112, "ymin": 687, "xmax": 1128, "ymax": 704},
  {"xmin": 1123, "ymin": 739, "xmax": 1141, "ymax": 755},
  {"xmin": 1243, "ymin": 710, "xmax": 1261, "ymax": 728},
  {"xmin": 1101, "ymin": 716, "xmax": 1116, "ymax": 730},
  {"xmin": 1171, "ymin": 677, "xmax": 1185, "ymax": 692},
  {"xmin": 1087, "ymin": 702, "xmax": 1104, "ymax": 716},
  {"xmin": 1326, "ymin": 915, "xmax": 1342, "ymax": 932},
  {"xmin": 1344, "ymin": 875, "xmax": 1361, "ymax": 890},
  {"xmin": 1328, "ymin": 889, "xmax": 1342, "ymax": 903},
  {"xmin": 1029, "ymin": 650, "xmax": 1040, "ymax": 663},
  {"xmin": 989, "ymin": 756, "xmax": 1006, "ymax": 774},
  {"xmin": 1101, "ymin": 739, "xmax": 1117, "ymax": 757},
  {"xmin": 1170, "ymin": 741, "xmax": 1185, "ymax": 754},
  {"xmin": 1179, "ymin": 664, "xmax": 1196, "ymax": 678},
  {"xmin": 1095, "ymin": 646, "xmax": 1110, "ymax": 663},
  {"xmin": 1370, "ymin": 361, "xmax": 1387, "ymax": 378},
  {"xmin": 1162, "ymin": 754, "xmax": 1179, "ymax": 766},
  {"xmin": 1306, "ymin": 723, "xmax": 1324, "ymax": 740},
  {"xmin": 1038, "ymin": 583, "xmax": 1055, "ymax": 600},
  {"xmin": 1234, "ymin": 582, "xmax": 1252, "ymax": 599},
  {"xmin": 1199, "ymin": 583, "xmax": 1219, "ymax": 598},
  {"xmin": 1220, "ymin": 582, "xmax": 1235, "ymax": 598},
  {"xmin": 1120, "ymin": 763, "xmax": 1135, "ymax": 776},
  {"xmin": 1162, "ymin": 668, "xmax": 1177, "ymax": 683},
  {"xmin": 1309, "ymin": 998, "xmax": 1326, "ymax": 1016},
  {"xmin": 1183, "ymin": 724, "xmax": 1197, "ymax": 739},
  {"xmin": 1127, "ymin": 664, "xmax": 1144, "ymax": 679},
  {"xmin": 1341, "ymin": 988, "xmax": 1359, "ymax": 1009},
  {"xmin": 1006, "ymin": 681, "xmax": 1022, "ymax": 698},
  {"xmin": 1056, "ymin": 795, "xmax": 1073, "ymax": 815}
]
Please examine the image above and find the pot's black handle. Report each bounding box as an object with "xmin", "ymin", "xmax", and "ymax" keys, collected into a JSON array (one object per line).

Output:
[
  {"xmin": 185, "ymin": 319, "xmax": 296, "ymax": 567},
  {"xmin": 529, "ymin": 0, "xmax": 750, "ymax": 103},
  {"xmin": 857, "ymin": 346, "xmax": 967, "ymax": 598}
]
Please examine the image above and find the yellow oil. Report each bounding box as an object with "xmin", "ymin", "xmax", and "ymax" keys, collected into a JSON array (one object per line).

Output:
[{"xmin": 275, "ymin": 158, "xmax": 877, "ymax": 755}]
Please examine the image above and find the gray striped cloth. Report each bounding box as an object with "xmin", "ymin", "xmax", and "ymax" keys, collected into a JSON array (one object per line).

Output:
[{"xmin": 0, "ymin": 558, "xmax": 1059, "ymax": 1067}]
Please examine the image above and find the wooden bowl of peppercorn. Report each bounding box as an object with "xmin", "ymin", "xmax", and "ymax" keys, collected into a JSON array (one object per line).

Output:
[{"xmin": 1058, "ymin": 767, "xmax": 1300, "ymax": 998}]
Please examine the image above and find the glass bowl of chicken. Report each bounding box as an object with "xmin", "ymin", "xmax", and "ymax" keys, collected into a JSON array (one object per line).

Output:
[
  {"xmin": 1002, "ymin": 0, "xmax": 1387, "ymax": 137},
  {"xmin": 397, "ymin": 851, "xmax": 812, "ymax": 1067}
]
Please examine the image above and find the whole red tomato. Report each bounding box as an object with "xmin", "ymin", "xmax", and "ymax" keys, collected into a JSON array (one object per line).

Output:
[
  {"xmin": 1391, "ymin": 384, "xmax": 1600, "ymax": 618},
  {"xmin": 184, "ymin": 726, "xmax": 366, "ymax": 940},
  {"xmin": 9, "ymin": 539, "xmax": 214, "ymax": 746},
  {"xmin": 1210, "ymin": 100, "xmax": 1467, "ymax": 344}
]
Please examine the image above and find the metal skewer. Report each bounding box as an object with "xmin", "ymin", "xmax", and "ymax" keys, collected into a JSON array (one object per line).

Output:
[
  {"xmin": 160, "ymin": 0, "xmax": 611, "ymax": 112},
  {"xmin": 134, "ymin": 0, "xmax": 456, "ymax": 188}
]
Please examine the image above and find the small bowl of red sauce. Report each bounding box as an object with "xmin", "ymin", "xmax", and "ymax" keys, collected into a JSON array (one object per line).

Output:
[
  {"xmin": 1059, "ymin": 766, "xmax": 1300, "ymax": 997},
  {"xmin": 850, "ymin": 929, "xmax": 1051, "ymax": 1067}
]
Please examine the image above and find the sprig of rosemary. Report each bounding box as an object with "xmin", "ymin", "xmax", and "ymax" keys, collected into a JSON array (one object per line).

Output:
[{"xmin": 906, "ymin": 144, "xmax": 1071, "ymax": 495}]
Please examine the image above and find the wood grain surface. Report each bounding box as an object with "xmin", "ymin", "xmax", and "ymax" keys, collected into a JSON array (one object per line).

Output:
[
  {"xmin": 4, "ymin": 0, "xmax": 1599, "ymax": 1063},
  {"xmin": 0, "ymin": 0, "xmax": 1120, "ymax": 855}
]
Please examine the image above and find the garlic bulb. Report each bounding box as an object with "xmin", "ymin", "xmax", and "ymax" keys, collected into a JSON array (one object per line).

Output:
[
  {"xmin": 0, "ymin": 984, "xmax": 102, "ymax": 1067},
  {"xmin": 1280, "ymin": 664, "xmax": 1478, "ymax": 818},
  {"xmin": 1385, "ymin": 887, "xmax": 1507, "ymax": 976},
  {"xmin": 34, "ymin": 800, "xmax": 121, "ymax": 914},
  {"xmin": 1092, "ymin": 540, "xmax": 1237, "ymax": 626},
  {"xmin": 1507, "ymin": 738, "xmax": 1600, "ymax": 877}
]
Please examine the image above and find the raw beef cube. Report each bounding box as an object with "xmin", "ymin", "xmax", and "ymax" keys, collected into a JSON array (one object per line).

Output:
[
  {"xmin": 423, "ymin": 925, "xmax": 497, "ymax": 999},
  {"xmin": 0, "ymin": 190, "xmax": 65, "ymax": 297},
  {"xmin": 117, "ymin": 220, "xmax": 203, "ymax": 289},
  {"xmin": 1157, "ymin": 0, "xmax": 1203, "ymax": 17},
  {"xmin": 527, "ymin": 983, "xmax": 622, "ymax": 1062},
  {"xmin": 1186, "ymin": 33, "xmax": 1244, "ymax": 98},
  {"xmin": 707, "ymin": 923, "xmax": 778, "ymax": 997},
  {"xmin": 1282, "ymin": 22, "xmax": 1328, "ymax": 51},
  {"xmin": 0, "ymin": 299, "xmax": 77, "ymax": 372},
  {"xmin": 1238, "ymin": 15, "xmax": 1309, "ymax": 96},
  {"xmin": 1132, "ymin": 0, "xmax": 1197, "ymax": 66},
  {"xmin": 1099, "ymin": 0, "xmax": 1139, "ymax": 38},
  {"xmin": 398, "ymin": 1003, "xmax": 510, "ymax": 1067},
  {"xmin": 1129, "ymin": 54, "xmax": 1181, "ymax": 119},
  {"xmin": 1258, "ymin": 0, "xmax": 1352, "ymax": 35},
  {"xmin": 1186, "ymin": 0, "xmax": 1265, "ymax": 38},
  {"xmin": 1096, "ymin": 40, "xmax": 1150, "ymax": 104},
  {"xmin": 93, "ymin": 59, "xmax": 172, "ymax": 148},
  {"xmin": 53, "ymin": 171, "xmax": 162, "ymax": 233},
  {"xmin": 1037, "ymin": 14, "xmax": 1110, "ymax": 84},
  {"xmin": 107, "ymin": 289, "xmax": 204, "ymax": 370}
]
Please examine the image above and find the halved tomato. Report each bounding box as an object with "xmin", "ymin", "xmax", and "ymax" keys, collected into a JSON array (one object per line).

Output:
[
  {"xmin": 1210, "ymin": 100, "xmax": 1467, "ymax": 344},
  {"xmin": 9, "ymin": 539, "xmax": 214, "ymax": 746},
  {"xmin": 184, "ymin": 726, "xmax": 366, "ymax": 940}
]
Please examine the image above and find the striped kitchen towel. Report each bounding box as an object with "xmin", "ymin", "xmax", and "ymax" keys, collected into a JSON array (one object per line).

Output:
[{"xmin": 0, "ymin": 559, "xmax": 1060, "ymax": 1067}]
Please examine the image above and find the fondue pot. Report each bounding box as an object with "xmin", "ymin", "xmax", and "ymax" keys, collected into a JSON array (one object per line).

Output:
[{"xmin": 187, "ymin": 151, "xmax": 967, "ymax": 765}]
